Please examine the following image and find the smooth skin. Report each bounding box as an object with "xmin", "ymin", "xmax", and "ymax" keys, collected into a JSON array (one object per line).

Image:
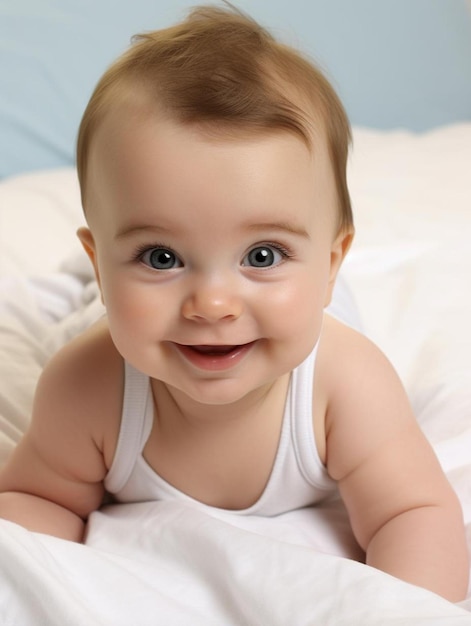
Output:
[{"xmin": 0, "ymin": 107, "xmax": 468, "ymax": 601}]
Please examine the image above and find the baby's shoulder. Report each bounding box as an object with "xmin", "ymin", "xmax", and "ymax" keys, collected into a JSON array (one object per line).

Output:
[
  {"xmin": 42, "ymin": 317, "xmax": 122, "ymax": 391},
  {"xmin": 318, "ymin": 313, "xmax": 384, "ymax": 377},
  {"xmin": 315, "ymin": 313, "xmax": 394, "ymax": 418},
  {"xmin": 317, "ymin": 312, "xmax": 409, "ymax": 432},
  {"xmin": 312, "ymin": 314, "xmax": 375, "ymax": 460}
]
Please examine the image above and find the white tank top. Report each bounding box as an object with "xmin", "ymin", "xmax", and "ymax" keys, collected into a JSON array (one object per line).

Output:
[{"xmin": 105, "ymin": 343, "xmax": 336, "ymax": 516}]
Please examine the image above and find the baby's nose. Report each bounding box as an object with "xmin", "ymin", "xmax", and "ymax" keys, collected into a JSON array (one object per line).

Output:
[{"xmin": 181, "ymin": 278, "xmax": 243, "ymax": 323}]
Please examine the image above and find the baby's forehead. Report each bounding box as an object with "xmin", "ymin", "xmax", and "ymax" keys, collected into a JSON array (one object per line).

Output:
[{"xmin": 83, "ymin": 84, "xmax": 336, "ymax": 221}]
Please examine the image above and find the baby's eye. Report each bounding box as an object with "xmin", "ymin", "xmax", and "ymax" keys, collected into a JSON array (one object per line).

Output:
[
  {"xmin": 140, "ymin": 247, "xmax": 182, "ymax": 270},
  {"xmin": 242, "ymin": 245, "xmax": 284, "ymax": 268}
]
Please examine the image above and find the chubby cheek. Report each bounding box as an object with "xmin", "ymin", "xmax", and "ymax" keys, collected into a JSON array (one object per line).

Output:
[
  {"xmin": 99, "ymin": 273, "xmax": 172, "ymax": 339},
  {"xmin": 258, "ymin": 276, "xmax": 325, "ymax": 345}
]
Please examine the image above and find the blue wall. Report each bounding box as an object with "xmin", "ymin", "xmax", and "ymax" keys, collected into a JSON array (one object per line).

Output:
[
  {"xmin": 244, "ymin": 0, "xmax": 471, "ymax": 131},
  {"xmin": 1, "ymin": 0, "xmax": 470, "ymax": 178}
]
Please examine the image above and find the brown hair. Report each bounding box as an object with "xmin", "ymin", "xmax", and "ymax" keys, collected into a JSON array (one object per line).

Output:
[{"xmin": 77, "ymin": 3, "xmax": 353, "ymax": 231}]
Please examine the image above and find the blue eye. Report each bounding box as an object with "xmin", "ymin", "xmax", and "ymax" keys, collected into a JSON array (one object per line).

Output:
[
  {"xmin": 140, "ymin": 247, "xmax": 182, "ymax": 270},
  {"xmin": 243, "ymin": 245, "xmax": 284, "ymax": 268}
]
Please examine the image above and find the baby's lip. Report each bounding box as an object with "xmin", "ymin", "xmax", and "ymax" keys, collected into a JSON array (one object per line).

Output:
[
  {"xmin": 173, "ymin": 341, "xmax": 256, "ymax": 371},
  {"xmin": 177, "ymin": 340, "xmax": 255, "ymax": 351}
]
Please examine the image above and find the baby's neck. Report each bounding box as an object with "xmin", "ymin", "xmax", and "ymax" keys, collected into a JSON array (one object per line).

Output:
[{"xmin": 150, "ymin": 374, "xmax": 290, "ymax": 433}]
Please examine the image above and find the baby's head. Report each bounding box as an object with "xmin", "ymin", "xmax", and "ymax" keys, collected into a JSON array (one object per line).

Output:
[
  {"xmin": 76, "ymin": 5, "xmax": 355, "ymax": 399},
  {"xmin": 76, "ymin": 4, "xmax": 352, "ymax": 235}
]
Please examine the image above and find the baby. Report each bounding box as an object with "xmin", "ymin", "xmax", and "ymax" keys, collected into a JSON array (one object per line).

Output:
[{"xmin": 0, "ymin": 4, "xmax": 468, "ymax": 602}]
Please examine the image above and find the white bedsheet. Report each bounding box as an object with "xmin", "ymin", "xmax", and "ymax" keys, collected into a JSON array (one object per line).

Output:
[
  {"xmin": 1, "ymin": 501, "xmax": 470, "ymax": 625},
  {"xmin": 1, "ymin": 125, "xmax": 471, "ymax": 623}
]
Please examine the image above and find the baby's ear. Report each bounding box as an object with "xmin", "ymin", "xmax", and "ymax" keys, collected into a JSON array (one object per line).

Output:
[
  {"xmin": 77, "ymin": 227, "xmax": 102, "ymax": 292},
  {"xmin": 325, "ymin": 227, "xmax": 354, "ymax": 306}
]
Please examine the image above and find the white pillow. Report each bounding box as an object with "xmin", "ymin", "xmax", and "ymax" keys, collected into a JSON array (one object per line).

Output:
[{"xmin": 0, "ymin": 169, "xmax": 84, "ymax": 277}]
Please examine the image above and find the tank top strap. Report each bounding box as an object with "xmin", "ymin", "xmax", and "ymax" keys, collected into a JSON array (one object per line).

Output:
[
  {"xmin": 290, "ymin": 340, "xmax": 332, "ymax": 487},
  {"xmin": 104, "ymin": 361, "xmax": 153, "ymax": 494}
]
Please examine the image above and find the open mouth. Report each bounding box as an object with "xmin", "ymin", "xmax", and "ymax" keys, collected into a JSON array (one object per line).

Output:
[
  {"xmin": 174, "ymin": 341, "xmax": 255, "ymax": 371},
  {"xmin": 189, "ymin": 345, "xmax": 242, "ymax": 356}
]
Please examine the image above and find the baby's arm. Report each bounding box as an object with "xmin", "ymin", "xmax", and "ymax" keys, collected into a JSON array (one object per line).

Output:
[
  {"xmin": 324, "ymin": 320, "xmax": 469, "ymax": 602},
  {"xmin": 0, "ymin": 324, "xmax": 119, "ymax": 542}
]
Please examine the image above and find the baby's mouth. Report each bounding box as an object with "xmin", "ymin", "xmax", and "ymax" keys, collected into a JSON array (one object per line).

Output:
[
  {"xmin": 189, "ymin": 345, "xmax": 242, "ymax": 356},
  {"xmin": 174, "ymin": 341, "xmax": 256, "ymax": 371}
]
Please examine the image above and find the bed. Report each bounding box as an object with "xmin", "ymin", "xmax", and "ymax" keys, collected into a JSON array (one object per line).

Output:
[{"xmin": 1, "ymin": 1, "xmax": 471, "ymax": 624}]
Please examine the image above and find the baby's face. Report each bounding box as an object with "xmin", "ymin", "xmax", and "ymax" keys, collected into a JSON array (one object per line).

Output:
[{"xmin": 80, "ymin": 109, "xmax": 346, "ymax": 406}]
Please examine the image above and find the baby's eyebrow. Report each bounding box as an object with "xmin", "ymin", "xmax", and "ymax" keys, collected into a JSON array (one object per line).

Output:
[
  {"xmin": 115, "ymin": 221, "xmax": 310, "ymax": 240},
  {"xmin": 245, "ymin": 221, "xmax": 310, "ymax": 239},
  {"xmin": 115, "ymin": 224, "xmax": 172, "ymax": 240}
]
